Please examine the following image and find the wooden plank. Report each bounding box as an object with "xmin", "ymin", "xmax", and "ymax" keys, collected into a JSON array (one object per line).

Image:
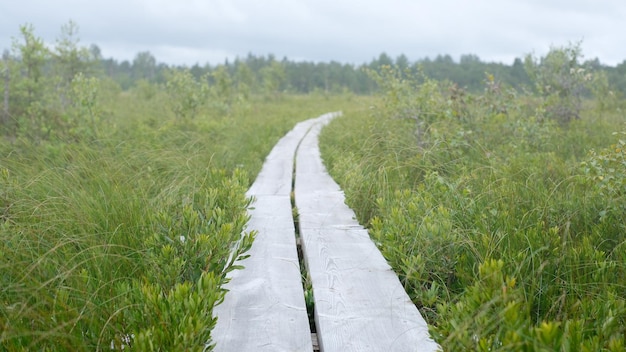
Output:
[
  {"xmin": 248, "ymin": 119, "xmax": 319, "ymax": 197},
  {"xmin": 212, "ymin": 118, "xmax": 319, "ymax": 352},
  {"xmin": 211, "ymin": 195, "xmax": 311, "ymax": 352},
  {"xmin": 295, "ymin": 113, "xmax": 441, "ymax": 352}
]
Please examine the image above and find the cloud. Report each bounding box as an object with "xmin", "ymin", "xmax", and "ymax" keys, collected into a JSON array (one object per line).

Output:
[{"xmin": 1, "ymin": 0, "xmax": 625, "ymax": 66}]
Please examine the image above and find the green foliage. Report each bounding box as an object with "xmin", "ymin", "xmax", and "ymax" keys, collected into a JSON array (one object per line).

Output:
[
  {"xmin": 122, "ymin": 169, "xmax": 254, "ymax": 351},
  {"xmin": 165, "ymin": 69, "xmax": 209, "ymax": 120},
  {"xmin": 11, "ymin": 24, "xmax": 48, "ymax": 104},
  {"xmin": 53, "ymin": 20, "xmax": 93, "ymax": 90},
  {"xmin": 590, "ymin": 70, "xmax": 622, "ymax": 114},
  {"xmin": 8, "ymin": 24, "xmax": 50, "ymax": 138},
  {"xmin": 524, "ymin": 43, "xmax": 593, "ymax": 124},
  {"xmin": 69, "ymin": 73, "xmax": 102, "ymax": 139},
  {"xmin": 1, "ymin": 84, "xmax": 351, "ymax": 350},
  {"xmin": 260, "ymin": 60, "xmax": 286, "ymax": 99},
  {"xmin": 0, "ymin": 140, "xmax": 253, "ymax": 350},
  {"xmin": 130, "ymin": 272, "xmax": 221, "ymax": 351},
  {"xmin": 366, "ymin": 65, "xmax": 448, "ymax": 146},
  {"xmin": 210, "ymin": 66, "xmax": 237, "ymax": 114},
  {"xmin": 134, "ymin": 78, "xmax": 158, "ymax": 100},
  {"xmin": 5, "ymin": 18, "xmax": 626, "ymax": 350},
  {"xmin": 5, "ymin": 21, "xmax": 98, "ymax": 142},
  {"xmin": 581, "ymin": 131, "xmax": 626, "ymax": 217},
  {"xmin": 132, "ymin": 51, "xmax": 158, "ymax": 82},
  {"xmin": 233, "ymin": 61, "xmax": 254, "ymax": 99},
  {"xmin": 321, "ymin": 61, "xmax": 626, "ymax": 350}
]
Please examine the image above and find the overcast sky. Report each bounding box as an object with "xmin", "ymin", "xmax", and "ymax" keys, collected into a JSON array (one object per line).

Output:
[{"xmin": 1, "ymin": 0, "xmax": 625, "ymax": 67}]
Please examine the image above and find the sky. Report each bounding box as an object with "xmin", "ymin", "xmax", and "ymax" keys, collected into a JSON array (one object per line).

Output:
[{"xmin": 1, "ymin": 0, "xmax": 625, "ymax": 67}]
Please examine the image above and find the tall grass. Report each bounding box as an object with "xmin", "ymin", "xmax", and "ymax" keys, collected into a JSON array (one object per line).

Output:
[
  {"xmin": 0, "ymin": 90, "xmax": 353, "ymax": 350},
  {"xmin": 321, "ymin": 82, "xmax": 626, "ymax": 350}
]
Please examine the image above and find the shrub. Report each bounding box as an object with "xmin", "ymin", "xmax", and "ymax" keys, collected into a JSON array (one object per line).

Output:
[{"xmin": 321, "ymin": 63, "xmax": 626, "ymax": 350}]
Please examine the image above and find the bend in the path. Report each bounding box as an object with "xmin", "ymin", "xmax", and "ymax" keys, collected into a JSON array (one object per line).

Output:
[
  {"xmin": 294, "ymin": 114, "xmax": 440, "ymax": 352},
  {"xmin": 213, "ymin": 112, "xmax": 440, "ymax": 352}
]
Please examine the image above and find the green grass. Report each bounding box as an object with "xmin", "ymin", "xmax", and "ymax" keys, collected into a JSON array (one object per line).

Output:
[
  {"xmin": 321, "ymin": 85, "xmax": 626, "ymax": 350},
  {"xmin": 4, "ymin": 63, "xmax": 624, "ymax": 350},
  {"xmin": 0, "ymin": 89, "xmax": 355, "ymax": 350}
]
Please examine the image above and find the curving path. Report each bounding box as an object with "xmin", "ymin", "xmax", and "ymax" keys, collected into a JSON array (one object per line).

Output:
[{"xmin": 212, "ymin": 113, "xmax": 440, "ymax": 352}]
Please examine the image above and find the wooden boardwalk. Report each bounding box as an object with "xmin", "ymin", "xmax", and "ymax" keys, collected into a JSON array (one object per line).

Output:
[{"xmin": 212, "ymin": 113, "xmax": 440, "ymax": 352}]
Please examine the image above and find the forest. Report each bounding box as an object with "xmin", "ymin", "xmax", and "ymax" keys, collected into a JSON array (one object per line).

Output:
[
  {"xmin": 98, "ymin": 42, "xmax": 626, "ymax": 96},
  {"xmin": 60, "ymin": 43, "xmax": 626, "ymax": 96},
  {"xmin": 1, "ymin": 21, "xmax": 625, "ymax": 351}
]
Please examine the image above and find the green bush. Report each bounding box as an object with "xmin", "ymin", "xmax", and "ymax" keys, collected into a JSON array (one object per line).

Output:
[
  {"xmin": 581, "ymin": 131, "xmax": 626, "ymax": 216},
  {"xmin": 321, "ymin": 65, "xmax": 626, "ymax": 350},
  {"xmin": 1, "ymin": 90, "xmax": 353, "ymax": 350}
]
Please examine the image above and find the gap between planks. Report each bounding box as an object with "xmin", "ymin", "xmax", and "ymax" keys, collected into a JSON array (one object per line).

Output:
[
  {"xmin": 213, "ymin": 112, "xmax": 440, "ymax": 352},
  {"xmin": 211, "ymin": 116, "xmax": 326, "ymax": 352},
  {"xmin": 294, "ymin": 113, "xmax": 441, "ymax": 352}
]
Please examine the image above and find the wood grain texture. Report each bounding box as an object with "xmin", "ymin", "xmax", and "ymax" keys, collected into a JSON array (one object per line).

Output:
[
  {"xmin": 211, "ymin": 117, "xmax": 321, "ymax": 352},
  {"xmin": 213, "ymin": 111, "xmax": 439, "ymax": 351},
  {"xmin": 295, "ymin": 113, "xmax": 441, "ymax": 352}
]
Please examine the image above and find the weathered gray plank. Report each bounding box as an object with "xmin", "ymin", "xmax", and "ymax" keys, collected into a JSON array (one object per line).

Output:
[
  {"xmin": 212, "ymin": 118, "xmax": 319, "ymax": 352},
  {"xmin": 295, "ymin": 113, "xmax": 441, "ymax": 352},
  {"xmin": 248, "ymin": 119, "xmax": 319, "ymax": 196}
]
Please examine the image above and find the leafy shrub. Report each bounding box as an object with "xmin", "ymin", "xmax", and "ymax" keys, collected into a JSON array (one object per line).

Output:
[
  {"xmin": 366, "ymin": 65, "xmax": 448, "ymax": 147},
  {"xmin": 165, "ymin": 69, "xmax": 209, "ymax": 120},
  {"xmin": 524, "ymin": 43, "xmax": 593, "ymax": 124},
  {"xmin": 1, "ymin": 89, "xmax": 354, "ymax": 350},
  {"xmin": 321, "ymin": 63, "xmax": 626, "ymax": 350},
  {"xmin": 581, "ymin": 131, "xmax": 626, "ymax": 215},
  {"xmin": 0, "ymin": 143, "xmax": 253, "ymax": 350}
]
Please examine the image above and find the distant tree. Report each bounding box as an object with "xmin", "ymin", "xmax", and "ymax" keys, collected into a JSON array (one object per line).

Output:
[
  {"xmin": 210, "ymin": 65, "xmax": 234, "ymax": 112},
  {"xmin": 11, "ymin": 24, "xmax": 48, "ymax": 107},
  {"xmin": 524, "ymin": 42, "xmax": 592, "ymax": 124},
  {"xmin": 260, "ymin": 60, "xmax": 286, "ymax": 99},
  {"xmin": 69, "ymin": 72, "xmax": 101, "ymax": 139},
  {"xmin": 367, "ymin": 65, "xmax": 446, "ymax": 147},
  {"xmin": 113, "ymin": 60, "xmax": 134, "ymax": 90},
  {"xmin": 132, "ymin": 51, "xmax": 157, "ymax": 81},
  {"xmin": 435, "ymin": 54, "xmax": 455, "ymax": 65},
  {"xmin": 510, "ymin": 57, "xmax": 530, "ymax": 88},
  {"xmin": 585, "ymin": 57, "xmax": 603, "ymax": 71},
  {"xmin": 459, "ymin": 54, "xmax": 480, "ymax": 65},
  {"xmin": 369, "ymin": 52, "xmax": 394, "ymax": 71},
  {"xmin": 590, "ymin": 70, "xmax": 621, "ymax": 114},
  {"xmin": 189, "ymin": 63, "xmax": 205, "ymax": 80},
  {"xmin": 10, "ymin": 24, "xmax": 50, "ymax": 139},
  {"xmin": 89, "ymin": 44, "xmax": 103, "ymax": 61},
  {"xmin": 396, "ymin": 54, "xmax": 410, "ymax": 72},
  {"xmin": 54, "ymin": 20, "xmax": 92, "ymax": 88},
  {"xmin": 426, "ymin": 54, "xmax": 459, "ymax": 85},
  {"xmin": 165, "ymin": 69, "xmax": 209, "ymax": 120},
  {"xmin": 458, "ymin": 54, "xmax": 484, "ymax": 89},
  {"xmin": 52, "ymin": 20, "xmax": 94, "ymax": 121},
  {"xmin": 356, "ymin": 63, "xmax": 377, "ymax": 94},
  {"xmin": 234, "ymin": 61, "xmax": 253, "ymax": 99}
]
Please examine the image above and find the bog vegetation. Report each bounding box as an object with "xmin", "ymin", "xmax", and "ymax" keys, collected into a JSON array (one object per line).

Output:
[
  {"xmin": 321, "ymin": 43, "xmax": 625, "ymax": 350},
  {"xmin": 1, "ymin": 20, "xmax": 625, "ymax": 351},
  {"xmin": 0, "ymin": 22, "xmax": 350, "ymax": 350}
]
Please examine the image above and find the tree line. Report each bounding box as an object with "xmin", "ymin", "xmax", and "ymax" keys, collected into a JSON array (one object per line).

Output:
[
  {"xmin": 100, "ymin": 50, "xmax": 626, "ymax": 96},
  {"xmin": 3, "ymin": 21, "xmax": 626, "ymax": 141}
]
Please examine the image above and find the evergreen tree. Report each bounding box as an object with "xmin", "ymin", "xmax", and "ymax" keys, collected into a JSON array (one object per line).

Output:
[
  {"xmin": 260, "ymin": 60, "xmax": 286, "ymax": 99},
  {"xmin": 10, "ymin": 24, "xmax": 50, "ymax": 139},
  {"xmin": 132, "ymin": 51, "xmax": 157, "ymax": 82},
  {"xmin": 54, "ymin": 20, "xmax": 92, "ymax": 89},
  {"xmin": 11, "ymin": 24, "xmax": 48, "ymax": 111}
]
